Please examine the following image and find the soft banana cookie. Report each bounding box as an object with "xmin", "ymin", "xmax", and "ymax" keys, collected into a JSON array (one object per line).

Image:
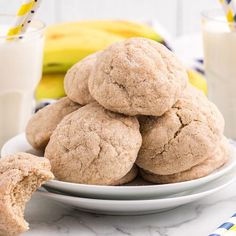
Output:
[
  {"xmin": 64, "ymin": 53, "xmax": 99, "ymax": 105},
  {"xmin": 26, "ymin": 97, "xmax": 82, "ymax": 150},
  {"xmin": 88, "ymin": 37, "xmax": 188, "ymax": 116},
  {"xmin": 136, "ymin": 85, "xmax": 224, "ymax": 175},
  {"xmin": 45, "ymin": 102, "xmax": 142, "ymax": 185},
  {"xmin": 0, "ymin": 153, "xmax": 54, "ymax": 236},
  {"xmin": 111, "ymin": 165, "xmax": 138, "ymax": 186},
  {"xmin": 140, "ymin": 137, "xmax": 230, "ymax": 183}
]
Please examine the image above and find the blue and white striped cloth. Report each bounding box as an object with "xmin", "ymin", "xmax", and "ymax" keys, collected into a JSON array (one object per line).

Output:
[{"xmin": 209, "ymin": 213, "xmax": 236, "ymax": 236}]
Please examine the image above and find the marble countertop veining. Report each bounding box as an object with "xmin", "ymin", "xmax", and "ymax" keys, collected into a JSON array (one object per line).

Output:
[{"xmin": 23, "ymin": 181, "xmax": 236, "ymax": 236}]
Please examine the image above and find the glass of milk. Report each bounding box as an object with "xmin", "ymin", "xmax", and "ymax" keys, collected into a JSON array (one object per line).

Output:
[
  {"xmin": 0, "ymin": 15, "xmax": 45, "ymax": 148},
  {"xmin": 202, "ymin": 9, "xmax": 236, "ymax": 139}
]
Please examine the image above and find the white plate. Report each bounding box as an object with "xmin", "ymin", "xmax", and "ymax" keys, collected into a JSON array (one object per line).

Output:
[
  {"xmin": 2, "ymin": 133, "xmax": 236, "ymax": 200},
  {"xmin": 37, "ymin": 168, "xmax": 236, "ymax": 215}
]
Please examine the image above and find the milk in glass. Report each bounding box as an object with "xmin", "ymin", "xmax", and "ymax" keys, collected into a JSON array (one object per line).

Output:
[
  {"xmin": 202, "ymin": 10, "xmax": 236, "ymax": 139},
  {"xmin": 0, "ymin": 21, "xmax": 44, "ymax": 147}
]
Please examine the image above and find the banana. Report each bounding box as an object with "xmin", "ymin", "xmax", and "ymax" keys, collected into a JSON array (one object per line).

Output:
[
  {"xmin": 44, "ymin": 27, "xmax": 124, "ymax": 73},
  {"xmin": 47, "ymin": 20, "xmax": 163, "ymax": 42},
  {"xmin": 187, "ymin": 70, "xmax": 208, "ymax": 95},
  {"xmin": 43, "ymin": 20, "xmax": 163, "ymax": 73},
  {"xmin": 35, "ymin": 74, "xmax": 65, "ymax": 101}
]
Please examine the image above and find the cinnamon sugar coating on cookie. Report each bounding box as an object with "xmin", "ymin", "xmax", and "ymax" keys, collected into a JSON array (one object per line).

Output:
[
  {"xmin": 111, "ymin": 165, "xmax": 138, "ymax": 186},
  {"xmin": 45, "ymin": 103, "xmax": 142, "ymax": 185},
  {"xmin": 64, "ymin": 52, "xmax": 99, "ymax": 105},
  {"xmin": 26, "ymin": 97, "xmax": 82, "ymax": 150},
  {"xmin": 88, "ymin": 37, "xmax": 188, "ymax": 116},
  {"xmin": 136, "ymin": 85, "xmax": 224, "ymax": 175},
  {"xmin": 0, "ymin": 153, "xmax": 54, "ymax": 236},
  {"xmin": 140, "ymin": 137, "xmax": 229, "ymax": 183}
]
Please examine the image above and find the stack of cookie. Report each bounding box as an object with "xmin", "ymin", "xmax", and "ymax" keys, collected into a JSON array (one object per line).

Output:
[{"xmin": 26, "ymin": 37, "xmax": 229, "ymax": 185}]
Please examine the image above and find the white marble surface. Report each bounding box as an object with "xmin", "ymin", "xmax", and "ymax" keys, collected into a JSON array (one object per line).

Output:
[{"xmin": 22, "ymin": 180, "xmax": 236, "ymax": 236}]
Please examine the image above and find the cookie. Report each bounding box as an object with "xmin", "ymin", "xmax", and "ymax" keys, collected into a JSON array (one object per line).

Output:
[
  {"xmin": 45, "ymin": 102, "xmax": 142, "ymax": 185},
  {"xmin": 26, "ymin": 97, "xmax": 82, "ymax": 150},
  {"xmin": 136, "ymin": 85, "xmax": 224, "ymax": 175},
  {"xmin": 140, "ymin": 137, "xmax": 229, "ymax": 183},
  {"xmin": 111, "ymin": 165, "xmax": 138, "ymax": 186},
  {"xmin": 0, "ymin": 153, "xmax": 54, "ymax": 236},
  {"xmin": 64, "ymin": 53, "xmax": 99, "ymax": 105},
  {"xmin": 88, "ymin": 37, "xmax": 188, "ymax": 116}
]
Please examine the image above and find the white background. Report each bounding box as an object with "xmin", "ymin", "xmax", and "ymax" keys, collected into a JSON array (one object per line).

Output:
[{"xmin": 0, "ymin": 0, "xmax": 217, "ymax": 36}]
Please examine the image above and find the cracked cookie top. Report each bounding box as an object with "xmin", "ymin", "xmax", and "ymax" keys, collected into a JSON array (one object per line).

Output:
[
  {"xmin": 26, "ymin": 97, "xmax": 82, "ymax": 150},
  {"xmin": 64, "ymin": 52, "xmax": 99, "ymax": 105},
  {"xmin": 45, "ymin": 102, "xmax": 142, "ymax": 185},
  {"xmin": 136, "ymin": 85, "xmax": 224, "ymax": 175},
  {"xmin": 88, "ymin": 37, "xmax": 188, "ymax": 116},
  {"xmin": 140, "ymin": 136, "xmax": 229, "ymax": 183}
]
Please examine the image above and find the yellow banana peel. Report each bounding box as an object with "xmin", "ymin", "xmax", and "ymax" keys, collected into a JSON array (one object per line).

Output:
[
  {"xmin": 43, "ymin": 20, "xmax": 163, "ymax": 73},
  {"xmin": 187, "ymin": 70, "xmax": 208, "ymax": 95},
  {"xmin": 48, "ymin": 20, "xmax": 163, "ymax": 42},
  {"xmin": 35, "ymin": 74, "xmax": 65, "ymax": 101}
]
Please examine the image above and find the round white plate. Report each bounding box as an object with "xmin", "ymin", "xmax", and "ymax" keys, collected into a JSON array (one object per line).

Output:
[
  {"xmin": 37, "ymin": 168, "xmax": 236, "ymax": 215},
  {"xmin": 2, "ymin": 133, "xmax": 236, "ymax": 200}
]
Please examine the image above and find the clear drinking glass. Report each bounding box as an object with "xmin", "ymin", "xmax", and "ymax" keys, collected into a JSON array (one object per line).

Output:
[
  {"xmin": 202, "ymin": 9, "xmax": 236, "ymax": 139},
  {"xmin": 0, "ymin": 15, "xmax": 45, "ymax": 148}
]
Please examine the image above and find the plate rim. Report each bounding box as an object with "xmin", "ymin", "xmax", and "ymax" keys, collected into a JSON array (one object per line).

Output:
[
  {"xmin": 38, "ymin": 170, "xmax": 236, "ymax": 204},
  {"xmin": 46, "ymin": 150, "xmax": 236, "ymax": 190}
]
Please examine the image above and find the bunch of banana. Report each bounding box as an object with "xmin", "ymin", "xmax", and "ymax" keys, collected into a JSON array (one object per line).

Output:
[
  {"xmin": 43, "ymin": 20, "xmax": 164, "ymax": 73},
  {"xmin": 38, "ymin": 20, "xmax": 207, "ymax": 101}
]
